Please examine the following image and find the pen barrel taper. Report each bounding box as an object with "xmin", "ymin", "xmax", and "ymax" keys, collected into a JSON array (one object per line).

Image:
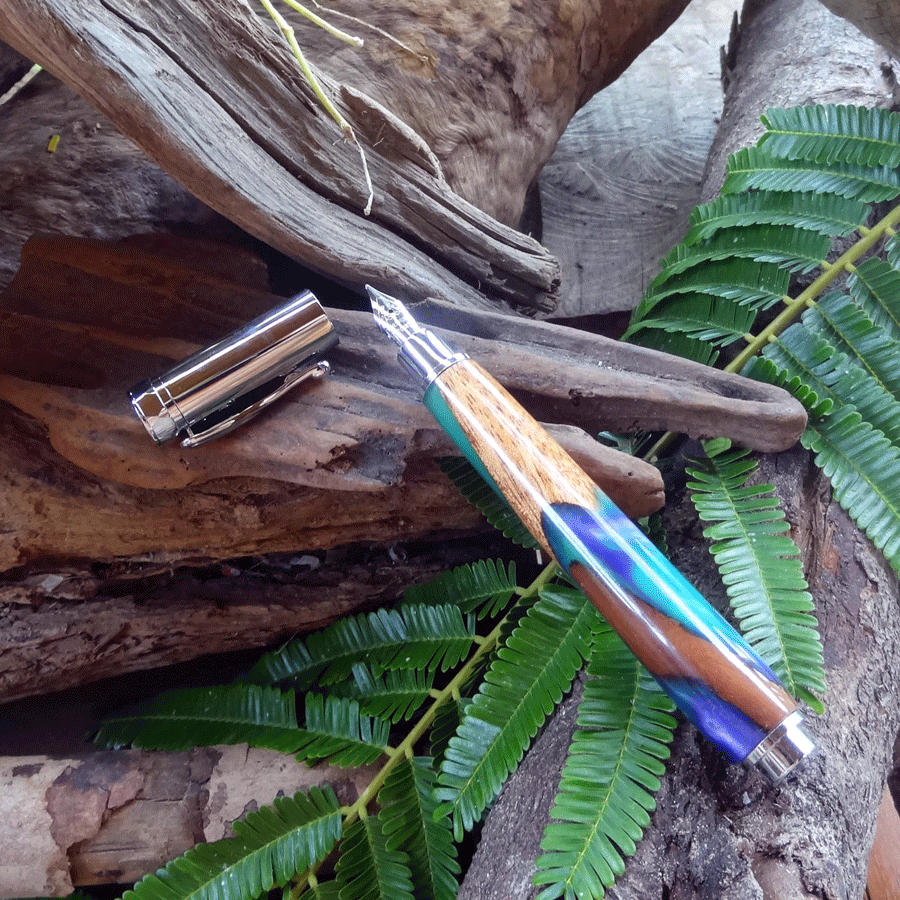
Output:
[{"xmin": 425, "ymin": 358, "xmax": 799, "ymax": 765}]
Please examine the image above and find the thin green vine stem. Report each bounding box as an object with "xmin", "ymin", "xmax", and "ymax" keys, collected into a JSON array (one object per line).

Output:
[
  {"xmin": 727, "ymin": 201, "xmax": 900, "ymax": 373},
  {"xmin": 289, "ymin": 558, "xmax": 560, "ymax": 898},
  {"xmin": 644, "ymin": 200, "xmax": 900, "ymax": 462}
]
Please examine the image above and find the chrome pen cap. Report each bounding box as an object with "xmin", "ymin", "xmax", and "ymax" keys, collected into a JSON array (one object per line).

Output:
[{"xmin": 130, "ymin": 290, "xmax": 337, "ymax": 447}]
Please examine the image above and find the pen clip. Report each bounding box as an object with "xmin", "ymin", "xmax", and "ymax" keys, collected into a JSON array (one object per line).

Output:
[{"xmin": 180, "ymin": 359, "xmax": 331, "ymax": 447}]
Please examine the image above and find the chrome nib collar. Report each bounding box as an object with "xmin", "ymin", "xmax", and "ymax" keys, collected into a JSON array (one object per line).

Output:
[
  {"xmin": 746, "ymin": 710, "xmax": 815, "ymax": 782},
  {"xmin": 367, "ymin": 285, "xmax": 467, "ymax": 387}
]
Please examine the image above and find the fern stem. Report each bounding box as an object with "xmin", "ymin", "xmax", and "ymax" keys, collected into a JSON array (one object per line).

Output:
[
  {"xmin": 644, "ymin": 200, "xmax": 900, "ymax": 462},
  {"xmin": 288, "ymin": 559, "xmax": 559, "ymax": 898},
  {"xmin": 257, "ymin": 0, "xmax": 354, "ymax": 138},
  {"xmin": 728, "ymin": 202, "xmax": 900, "ymax": 373}
]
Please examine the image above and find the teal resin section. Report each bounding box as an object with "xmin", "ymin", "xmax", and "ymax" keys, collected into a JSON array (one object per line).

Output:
[
  {"xmin": 541, "ymin": 496, "xmax": 784, "ymax": 761},
  {"xmin": 424, "ymin": 379, "xmax": 507, "ymax": 498}
]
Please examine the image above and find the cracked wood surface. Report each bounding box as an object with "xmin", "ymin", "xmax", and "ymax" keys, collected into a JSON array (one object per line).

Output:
[
  {"xmin": 0, "ymin": 0, "xmax": 693, "ymax": 312},
  {"xmin": 0, "ymin": 746, "xmax": 379, "ymax": 896}
]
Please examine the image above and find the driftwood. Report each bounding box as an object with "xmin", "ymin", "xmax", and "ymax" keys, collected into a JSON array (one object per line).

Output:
[
  {"xmin": 0, "ymin": 0, "xmax": 693, "ymax": 312},
  {"xmin": 0, "ymin": 745, "xmax": 380, "ymax": 896},
  {"xmin": 0, "ymin": 536, "xmax": 520, "ymax": 703},
  {"xmin": 0, "ymin": 233, "xmax": 806, "ymax": 574},
  {"xmin": 459, "ymin": 3, "xmax": 900, "ymax": 899}
]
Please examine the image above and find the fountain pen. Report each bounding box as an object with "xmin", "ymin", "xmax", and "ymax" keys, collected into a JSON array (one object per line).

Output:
[{"xmin": 368, "ymin": 286, "xmax": 814, "ymax": 782}]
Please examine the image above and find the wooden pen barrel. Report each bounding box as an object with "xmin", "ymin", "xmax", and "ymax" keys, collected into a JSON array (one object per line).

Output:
[{"xmin": 425, "ymin": 358, "xmax": 798, "ymax": 763}]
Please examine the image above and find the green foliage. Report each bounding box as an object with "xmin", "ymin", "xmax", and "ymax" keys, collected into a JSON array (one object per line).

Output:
[
  {"xmin": 401, "ymin": 558, "xmax": 518, "ymax": 619},
  {"xmin": 630, "ymin": 102, "xmax": 900, "ymax": 585},
  {"xmin": 685, "ymin": 440, "xmax": 826, "ymax": 712},
  {"xmin": 534, "ymin": 621, "xmax": 676, "ymax": 900},
  {"xmin": 333, "ymin": 817, "xmax": 414, "ymax": 900},
  {"xmin": 337, "ymin": 663, "xmax": 434, "ymax": 723},
  {"xmin": 244, "ymin": 603, "xmax": 475, "ymax": 689},
  {"xmin": 293, "ymin": 693, "xmax": 390, "ymax": 767},
  {"xmin": 123, "ymin": 787, "xmax": 341, "ymax": 900},
  {"xmin": 378, "ymin": 757, "xmax": 460, "ymax": 900},
  {"xmin": 437, "ymin": 457, "xmax": 539, "ymax": 550},
  {"xmin": 435, "ymin": 586, "xmax": 597, "ymax": 840},
  {"xmin": 94, "ymin": 684, "xmax": 304, "ymax": 753}
]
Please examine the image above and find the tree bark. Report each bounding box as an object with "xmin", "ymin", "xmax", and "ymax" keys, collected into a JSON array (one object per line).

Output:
[{"xmin": 459, "ymin": 3, "xmax": 900, "ymax": 899}]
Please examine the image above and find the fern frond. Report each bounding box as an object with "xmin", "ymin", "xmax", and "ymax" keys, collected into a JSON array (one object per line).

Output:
[
  {"xmin": 752, "ymin": 323, "xmax": 900, "ymax": 445},
  {"xmin": 722, "ymin": 146, "xmax": 900, "ymax": 201},
  {"xmin": 245, "ymin": 604, "xmax": 474, "ymax": 689},
  {"xmin": 430, "ymin": 695, "xmax": 472, "ymax": 765},
  {"xmin": 378, "ymin": 757, "xmax": 460, "ymax": 900},
  {"xmin": 623, "ymin": 292, "xmax": 756, "ymax": 346},
  {"xmin": 294, "ymin": 694, "xmax": 389, "ymax": 767},
  {"xmin": 334, "ymin": 816, "xmax": 414, "ymax": 900},
  {"xmin": 124, "ymin": 787, "xmax": 341, "ymax": 900},
  {"xmin": 639, "ymin": 259, "xmax": 789, "ymax": 313},
  {"xmin": 804, "ymin": 292, "xmax": 900, "ymax": 403},
  {"xmin": 340, "ymin": 663, "xmax": 434, "ymax": 723},
  {"xmin": 685, "ymin": 441, "xmax": 825, "ymax": 711},
  {"xmin": 435, "ymin": 586, "xmax": 597, "ymax": 840},
  {"xmin": 438, "ymin": 457, "xmax": 539, "ymax": 550},
  {"xmin": 847, "ymin": 256, "xmax": 900, "ymax": 342},
  {"xmin": 625, "ymin": 329, "xmax": 720, "ymax": 366},
  {"xmin": 657, "ymin": 224, "xmax": 830, "ymax": 277},
  {"xmin": 402, "ymin": 558, "xmax": 518, "ymax": 619},
  {"xmin": 95, "ymin": 684, "xmax": 302, "ymax": 752},
  {"xmin": 742, "ymin": 351, "xmax": 834, "ymax": 418},
  {"xmin": 887, "ymin": 232, "xmax": 900, "ymax": 269},
  {"xmin": 803, "ymin": 408, "xmax": 900, "ymax": 574},
  {"xmin": 759, "ymin": 105, "xmax": 900, "ymax": 168},
  {"xmin": 533, "ymin": 621, "xmax": 676, "ymax": 900},
  {"xmin": 297, "ymin": 882, "xmax": 341, "ymax": 900},
  {"xmin": 684, "ymin": 191, "xmax": 868, "ymax": 244}
]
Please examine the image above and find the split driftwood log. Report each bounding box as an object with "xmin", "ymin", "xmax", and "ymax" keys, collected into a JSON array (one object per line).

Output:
[
  {"xmin": 0, "ymin": 745, "xmax": 381, "ymax": 897},
  {"xmin": 0, "ymin": 0, "xmax": 692, "ymax": 311},
  {"xmin": 460, "ymin": 3, "xmax": 900, "ymax": 899}
]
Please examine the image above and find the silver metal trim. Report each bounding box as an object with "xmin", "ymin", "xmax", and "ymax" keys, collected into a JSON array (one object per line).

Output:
[{"xmin": 745, "ymin": 709, "xmax": 815, "ymax": 782}]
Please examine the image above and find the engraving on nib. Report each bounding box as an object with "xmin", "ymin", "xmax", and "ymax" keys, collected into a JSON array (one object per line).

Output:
[
  {"xmin": 366, "ymin": 285, "xmax": 468, "ymax": 386},
  {"xmin": 366, "ymin": 285, "xmax": 422, "ymax": 346}
]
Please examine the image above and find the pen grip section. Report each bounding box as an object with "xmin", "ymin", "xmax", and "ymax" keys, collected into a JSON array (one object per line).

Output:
[{"xmin": 425, "ymin": 359, "xmax": 798, "ymax": 763}]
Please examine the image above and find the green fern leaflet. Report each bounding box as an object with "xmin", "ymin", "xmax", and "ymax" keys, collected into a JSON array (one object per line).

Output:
[
  {"xmin": 378, "ymin": 757, "xmax": 460, "ymax": 900},
  {"xmin": 123, "ymin": 787, "xmax": 341, "ymax": 900},
  {"xmin": 436, "ymin": 585, "xmax": 597, "ymax": 840},
  {"xmin": 685, "ymin": 439, "xmax": 825, "ymax": 712},
  {"xmin": 94, "ymin": 684, "xmax": 303, "ymax": 753},
  {"xmin": 534, "ymin": 620, "xmax": 676, "ymax": 900}
]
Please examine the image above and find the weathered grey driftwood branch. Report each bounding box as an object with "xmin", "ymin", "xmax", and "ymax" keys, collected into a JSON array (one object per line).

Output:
[{"xmin": 0, "ymin": 0, "xmax": 693, "ymax": 312}]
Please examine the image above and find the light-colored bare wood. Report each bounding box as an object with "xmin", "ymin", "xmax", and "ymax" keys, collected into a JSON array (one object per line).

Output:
[{"xmin": 0, "ymin": 746, "xmax": 380, "ymax": 897}]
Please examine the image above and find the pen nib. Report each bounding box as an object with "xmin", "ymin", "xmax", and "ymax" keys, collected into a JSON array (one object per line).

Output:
[{"xmin": 366, "ymin": 285, "xmax": 422, "ymax": 347}]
